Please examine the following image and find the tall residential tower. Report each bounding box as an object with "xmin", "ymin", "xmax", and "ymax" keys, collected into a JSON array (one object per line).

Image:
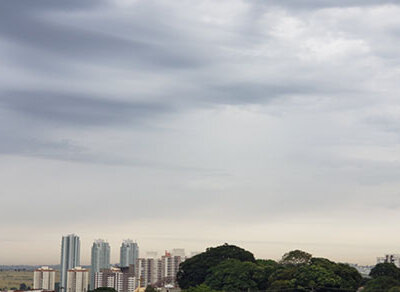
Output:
[
  {"xmin": 61, "ymin": 234, "xmax": 81, "ymax": 291},
  {"xmin": 90, "ymin": 239, "xmax": 111, "ymax": 289},
  {"xmin": 120, "ymin": 240, "xmax": 139, "ymax": 268}
]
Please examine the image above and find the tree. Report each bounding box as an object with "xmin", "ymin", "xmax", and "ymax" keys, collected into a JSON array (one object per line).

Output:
[
  {"xmin": 363, "ymin": 276, "xmax": 400, "ymax": 292},
  {"xmin": 269, "ymin": 256, "xmax": 362, "ymax": 291},
  {"xmin": 370, "ymin": 263, "xmax": 400, "ymax": 280},
  {"xmin": 177, "ymin": 244, "xmax": 256, "ymax": 289},
  {"xmin": 281, "ymin": 250, "xmax": 312, "ymax": 266},
  {"xmin": 204, "ymin": 259, "xmax": 262, "ymax": 291},
  {"xmin": 19, "ymin": 283, "xmax": 27, "ymax": 290},
  {"xmin": 183, "ymin": 284, "xmax": 219, "ymax": 292},
  {"xmin": 294, "ymin": 264, "xmax": 341, "ymax": 290},
  {"xmin": 145, "ymin": 286, "xmax": 157, "ymax": 292},
  {"xmin": 254, "ymin": 260, "xmax": 279, "ymax": 290},
  {"xmin": 333, "ymin": 263, "xmax": 362, "ymax": 290},
  {"xmin": 93, "ymin": 288, "xmax": 118, "ymax": 292},
  {"xmin": 267, "ymin": 279, "xmax": 296, "ymax": 291}
]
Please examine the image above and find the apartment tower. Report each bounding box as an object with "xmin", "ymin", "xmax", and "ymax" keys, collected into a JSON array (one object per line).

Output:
[
  {"xmin": 60, "ymin": 234, "xmax": 81, "ymax": 291},
  {"xmin": 33, "ymin": 266, "xmax": 56, "ymax": 290},
  {"xmin": 120, "ymin": 240, "xmax": 139, "ymax": 268},
  {"xmin": 90, "ymin": 239, "xmax": 111, "ymax": 289}
]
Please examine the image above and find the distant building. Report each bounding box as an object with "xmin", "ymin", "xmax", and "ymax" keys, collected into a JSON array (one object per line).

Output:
[
  {"xmin": 160, "ymin": 251, "xmax": 183, "ymax": 287},
  {"xmin": 136, "ymin": 258, "xmax": 162, "ymax": 287},
  {"xmin": 94, "ymin": 265, "xmax": 136, "ymax": 292},
  {"xmin": 134, "ymin": 251, "xmax": 184, "ymax": 288},
  {"xmin": 170, "ymin": 249, "xmax": 185, "ymax": 258},
  {"xmin": 377, "ymin": 254, "xmax": 400, "ymax": 267},
  {"xmin": 348, "ymin": 263, "xmax": 373, "ymax": 276},
  {"xmin": 145, "ymin": 251, "xmax": 158, "ymax": 259},
  {"xmin": 90, "ymin": 239, "xmax": 111, "ymax": 289},
  {"xmin": 120, "ymin": 240, "xmax": 139, "ymax": 268},
  {"xmin": 61, "ymin": 234, "xmax": 81, "ymax": 291},
  {"xmin": 66, "ymin": 267, "xmax": 89, "ymax": 292},
  {"xmin": 33, "ymin": 266, "xmax": 56, "ymax": 290}
]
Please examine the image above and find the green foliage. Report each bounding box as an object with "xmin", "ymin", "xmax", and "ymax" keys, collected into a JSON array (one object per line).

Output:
[
  {"xmin": 19, "ymin": 283, "xmax": 27, "ymax": 290},
  {"xmin": 177, "ymin": 246, "xmax": 362, "ymax": 292},
  {"xmin": 280, "ymin": 250, "xmax": 312, "ymax": 266},
  {"xmin": 334, "ymin": 263, "xmax": 362, "ymax": 289},
  {"xmin": 93, "ymin": 288, "xmax": 118, "ymax": 292},
  {"xmin": 363, "ymin": 276, "xmax": 400, "ymax": 292},
  {"xmin": 268, "ymin": 257, "xmax": 361, "ymax": 291},
  {"xmin": 254, "ymin": 259, "xmax": 279, "ymax": 290},
  {"xmin": 294, "ymin": 264, "xmax": 342, "ymax": 289},
  {"xmin": 177, "ymin": 243, "xmax": 256, "ymax": 289},
  {"xmin": 145, "ymin": 286, "xmax": 157, "ymax": 292},
  {"xmin": 362, "ymin": 263, "xmax": 400, "ymax": 292},
  {"xmin": 183, "ymin": 284, "xmax": 220, "ymax": 292},
  {"xmin": 204, "ymin": 259, "xmax": 261, "ymax": 291},
  {"xmin": 267, "ymin": 279, "xmax": 296, "ymax": 290},
  {"xmin": 370, "ymin": 263, "xmax": 400, "ymax": 280}
]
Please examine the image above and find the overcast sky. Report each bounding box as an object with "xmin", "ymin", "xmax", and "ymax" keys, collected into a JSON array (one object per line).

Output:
[{"xmin": 1, "ymin": 0, "xmax": 400, "ymax": 265}]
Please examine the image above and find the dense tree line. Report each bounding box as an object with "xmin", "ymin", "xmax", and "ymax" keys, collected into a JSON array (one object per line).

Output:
[
  {"xmin": 177, "ymin": 244, "xmax": 363, "ymax": 291},
  {"xmin": 363, "ymin": 263, "xmax": 400, "ymax": 291}
]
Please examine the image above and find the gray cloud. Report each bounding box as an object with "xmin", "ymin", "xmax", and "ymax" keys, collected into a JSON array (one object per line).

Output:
[
  {"xmin": 1, "ymin": 90, "xmax": 171, "ymax": 126},
  {"xmin": 1, "ymin": 0, "xmax": 400, "ymax": 264}
]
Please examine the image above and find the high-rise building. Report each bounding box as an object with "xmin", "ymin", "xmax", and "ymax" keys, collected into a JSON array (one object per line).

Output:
[
  {"xmin": 61, "ymin": 234, "xmax": 81, "ymax": 291},
  {"xmin": 136, "ymin": 258, "xmax": 162, "ymax": 287},
  {"xmin": 120, "ymin": 240, "xmax": 139, "ymax": 268},
  {"xmin": 66, "ymin": 267, "xmax": 89, "ymax": 292},
  {"xmin": 94, "ymin": 266, "xmax": 137, "ymax": 292},
  {"xmin": 161, "ymin": 251, "xmax": 183, "ymax": 287},
  {"xmin": 90, "ymin": 239, "xmax": 111, "ymax": 289},
  {"xmin": 33, "ymin": 266, "xmax": 56, "ymax": 290}
]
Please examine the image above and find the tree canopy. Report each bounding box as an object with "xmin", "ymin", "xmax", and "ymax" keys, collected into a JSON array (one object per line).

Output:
[
  {"xmin": 177, "ymin": 243, "xmax": 255, "ymax": 289},
  {"xmin": 179, "ymin": 245, "xmax": 362, "ymax": 292},
  {"xmin": 93, "ymin": 288, "xmax": 117, "ymax": 292},
  {"xmin": 280, "ymin": 250, "xmax": 312, "ymax": 266},
  {"xmin": 363, "ymin": 263, "xmax": 400, "ymax": 291},
  {"xmin": 370, "ymin": 263, "xmax": 400, "ymax": 280}
]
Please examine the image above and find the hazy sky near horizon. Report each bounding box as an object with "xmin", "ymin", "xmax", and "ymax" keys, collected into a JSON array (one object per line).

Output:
[{"xmin": 1, "ymin": 0, "xmax": 400, "ymax": 265}]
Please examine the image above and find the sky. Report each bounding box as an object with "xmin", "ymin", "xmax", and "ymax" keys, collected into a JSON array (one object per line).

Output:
[{"xmin": 1, "ymin": 0, "xmax": 400, "ymax": 266}]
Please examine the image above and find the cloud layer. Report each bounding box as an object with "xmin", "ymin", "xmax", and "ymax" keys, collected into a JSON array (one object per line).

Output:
[{"xmin": 1, "ymin": 0, "xmax": 400, "ymax": 264}]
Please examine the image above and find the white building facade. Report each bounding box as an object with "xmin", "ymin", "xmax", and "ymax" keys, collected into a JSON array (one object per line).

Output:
[
  {"xmin": 33, "ymin": 266, "xmax": 56, "ymax": 290},
  {"xmin": 66, "ymin": 267, "xmax": 89, "ymax": 292}
]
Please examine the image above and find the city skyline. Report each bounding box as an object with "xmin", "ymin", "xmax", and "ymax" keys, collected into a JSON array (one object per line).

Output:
[
  {"xmin": 2, "ymin": 0, "xmax": 400, "ymax": 267},
  {"xmin": 0, "ymin": 233, "xmax": 394, "ymax": 267}
]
